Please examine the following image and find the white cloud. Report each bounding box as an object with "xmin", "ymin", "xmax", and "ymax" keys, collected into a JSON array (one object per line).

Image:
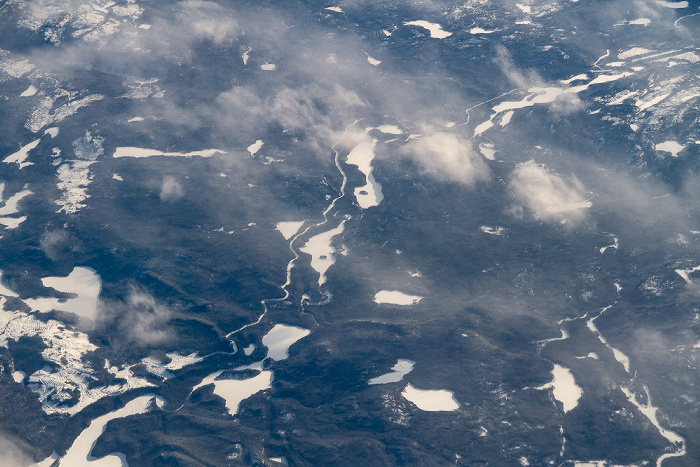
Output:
[
  {"xmin": 178, "ymin": 0, "xmax": 240, "ymax": 45},
  {"xmin": 160, "ymin": 176, "xmax": 184, "ymax": 201},
  {"xmin": 510, "ymin": 161, "xmax": 592, "ymax": 224},
  {"xmin": 124, "ymin": 290, "xmax": 173, "ymax": 346},
  {"xmin": 0, "ymin": 435, "xmax": 33, "ymax": 467},
  {"xmin": 401, "ymin": 130, "xmax": 490, "ymax": 185},
  {"xmin": 494, "ymin": 45, "xmax": 542, "ymax": 89},
  {"xmin": 494, "ymin": 45, "xmax": 584, "ymax": 115}
]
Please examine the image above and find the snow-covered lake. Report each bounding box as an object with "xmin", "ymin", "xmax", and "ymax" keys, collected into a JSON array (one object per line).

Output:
[
  {"xmin": 112, "ymin": 147, "xmax": 224, "ymax": 158},
  {"xmin": 346, "ymin": 139, "xmax": 383, "ymax": 209},
  {"xmin": 374, "ymin": 290, "xmax": 422, "ymax": 305},
  {"xmin": 276, "ymin": 221, "xmax": 305, "ymax": 240},
  {"xmin": 369, "ymin": 359, "xmax": 414, "ymax": 385},
  {"xmin": 58, "ymin": 394, "xmax": 164, "ymax": 466},
  {"xmin": 404, "ymin": 20, "xmax": 452, "ymax": 39},
  {"xmin": 538, "ymin": 364, "xmax": 582, "ymax": 413},
  {"xmin": 401, "ymin": 384, "xmax": 460, "ymax": 411},
  {"xmin": 25, "ymin": 266, "xmax": 101, "ymax": 320},
  {"xmin": 262, "ymin": 324, "xmax": 311, "ymax": 361},
  {"xmin": 300, "ymin": 221, "xmax": 346, "ymax": 286}
]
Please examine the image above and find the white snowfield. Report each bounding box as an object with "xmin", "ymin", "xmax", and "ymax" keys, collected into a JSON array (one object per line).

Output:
[
  {"xmin": 374, "ymin": 290, "xmax": 423, "ymax": 305},
  {"xmin": 402, "ymin": 384, "xmax": 460, "ymax": 411},
  {"xmin": 113, "ymin": 147, "xmax": 225, "ymax": 158}
]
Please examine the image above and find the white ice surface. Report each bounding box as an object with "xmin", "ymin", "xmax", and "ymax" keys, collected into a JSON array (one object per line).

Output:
[
  {"xmin": 402, "ymin": 384, "xmax": 460, "ymax": 411},
  {"xmin": 25, "ymin": 267, "xmax": 101, "ymax": 320},
  {"xmin": 56, "ymin": 160, "xmax": 95, "ymax": 214},
  {"xmin": 113, "ymin": 147, "xmax": 224, "ymax": 158},
  {"xmin": 374, "ymin": 290, "xmax": 423, "ymax": 305},
  {"xmin": 261, "ymin": 63, "xmax": 277, "ymax": 71},
  {"xmin": 479, "ymin": 143, "xmax": 496, "ymax": 160},
  {"xmin": 59, "ymin": 394, "xmax": 163, "ymax": 466},
  {"xmin": 247, "ymin": 139, "xmax": 264, "ymax": 155},
  {"xmin": 629, "ymin": 18, "xmax": 652, "ymax": 25},
  {"xmin": 655, "ymin": 0, "xmax": 688, "ymax": 8},
  {"xmin": 3, "ymin": 138, "xmax": 41, "ymax": 169},
  {"xmin": 618, "ymin": 47, "xmax": 653, "ymax": 59},
  {"xmin": 0, "ymin": 184, "xmax": 33, "ymax": 216},
  {"xmin": 404, "ymin": 20, "xmax": 452, "ymax": 39},
  {"xmin": 262, "ymin": 324, "xmax": 311, "ymax": 361},
  {"xmin": 300, "ymin": 220, "xmax": 346, "ymax": 286},
  {"xmin": 367, "ymin": 56, "xmax": 381, "ymax": 66},
  {"xmin": 368, "ymin": 359, "xmax": 415, "ymax": 385},
  {"xmin": 346, "ymin": 139, "xmax": 383, "ymax": 209},
  {"xmin": 373, "ymin": 125, "xmax": 403, "ymax": 135},
  {"xmin": 620, "ymin": 386, "xmax": 685, "ymax": 459},
  {"xmin": 480, "ymin": 226, "xmax": 506, "ymax": 236},
  {"xmin": 276, "ymin": 221, "xmax": 305, "ymax": 240},
  {"xmin": 20, "ymin": 85, "xmax": 38, "ymax": 97},
  {"xmin": 538, "ymin": 364, "xmax": 582, "ymax": 413},
  {"xmin": 469, "ymin": 27, "xmax": 496, "ymax": 34},
  {"xmin": 325, "ymin": 6, "xmax": 343, "ymax": 12},
  {"xmin": 656, "ymin": 140, "xmax": 685, "ymax": 157},
  {"xmin": 636, "ymin": 93, "xmax": 670, "ymax": 111},
  {"xmin": 500, "ymin": 110, "xmax": 514, "ymax": 126},
  {"xmin": 675, "ymin": 265, "xmax": 700, "ymax": 283},
  {"xmin": 194, "ymin": 365, "xmax": 273, "ymax": 416},
  {"xmin": 164, "ymin": 352, "xmax": 203, "ymax": 371},
  {"xmin": 587, "ymin": 307, "xmax": 631, "ymax": 373}
]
